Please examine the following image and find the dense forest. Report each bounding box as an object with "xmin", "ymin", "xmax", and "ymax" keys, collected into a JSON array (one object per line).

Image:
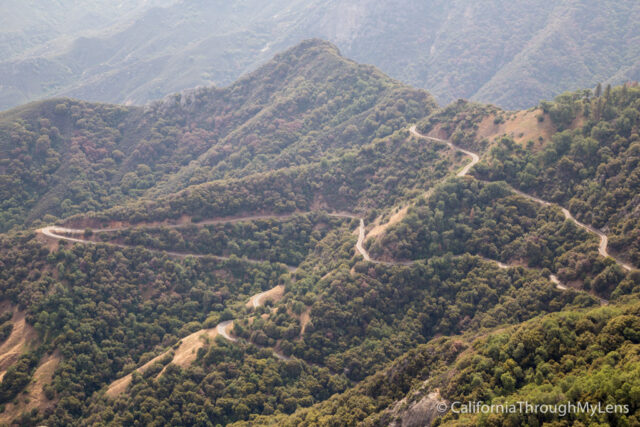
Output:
[
  {"xmin": 0, "ymin": 213, "xmax": 601, "ymax": 425},
  {"xmin": 69, "ymin": 128, "xmax": 458, "ymax": 229},
  {"xmin": 243, "ymin": 253, "xmax": 596, "ymax": 382},
  {"xmin": 0, "ymin": 40, "xmax": 639, "ymax": 426},
  {"xmin": 367, "ymin": 178, "xmax": 632, "ymax": 299},
  {"xmin": 258, "ymin": 297, "xmax": 640, "ymax": 426},
  {"xmin": 0, "ymin": 231, "xmax": 290, "ymax": 424},
  {"xmin": 92, "ymin": 213, "xmax": 350, "ymax": 266},
  {"xmin": 419, "ymin": 85, "xmax": 640, "ymax": 266}
]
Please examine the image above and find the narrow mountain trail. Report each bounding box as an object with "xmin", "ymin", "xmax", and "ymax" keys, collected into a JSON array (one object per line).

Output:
[
  {"xmin": 39, "ymin": 225, "xmax": 301, "ymax": 271},
  {"xmin": 409, "ymin": 126, "xmax": 479, "ymax": 177},
  {"xmin": 408, "ymin": 125, "xmax": 636, "ymax": 273}
]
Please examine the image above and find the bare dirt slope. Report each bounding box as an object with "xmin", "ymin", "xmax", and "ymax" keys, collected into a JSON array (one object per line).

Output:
[
  {"xmin": 106, "ymin": 351, "xmax": 171, "ymax": 398},
  {"xmin": 168, "ymin": 328, "xmax": 218, "ymax": 368},
  {"xmin": 0, "ymin": 306, "xmax": 38, "ymax": 382},
  {"xmin": 476, "ymin": 109, "xmax": 556, "ymax": 147},
  {"xmin": 0, "ymin": 351, "xmax": 61, "ymax": 424}
]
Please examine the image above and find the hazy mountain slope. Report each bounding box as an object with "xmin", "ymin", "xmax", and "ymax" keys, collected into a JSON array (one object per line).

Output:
[
  {"xmin": 0, "ymin": 0, "xmax": 307, "ymax": 108},
  {"xmin": 1, "ymin": 0, "xmax": 639, "ymax": 110},
  {"xmin": 0, "ymin": 0, "xmax": 176, "ymax": 61},
  {"xmin": 146, "ymin": 40, "xmax": 434, "ymax": 194},
  {"xmin": 471, "ymin": 0, "xmax": 640, "ymax": 107},
  {"xmin": 0, "ymin": 40, "xmax": 434, "ymax": 232},
  {"xmin": 284, "ymin": 0, "xmax": 557, "ymax": 108}
]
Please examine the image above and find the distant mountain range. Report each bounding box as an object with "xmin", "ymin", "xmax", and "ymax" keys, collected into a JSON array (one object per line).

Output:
[{"xmin": 1, "ymin": 0, "xmax": 639, "ymax": 110}]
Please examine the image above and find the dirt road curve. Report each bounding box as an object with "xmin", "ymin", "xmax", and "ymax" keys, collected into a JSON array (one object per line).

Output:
[
  {"xmin": 247, "ymin": 285, "xmax": 285, "ymax": 309},
  {"xmin": 409, "ymin": 125, "xmax": 479, "ymax": 177},
  {"xmin": 356, "ymin": 219, "xmax": 371, "ymax": 261},
  {"xmin": 216, "ymin": 320, "xmax": 237, "ymax": 342},
  {"xmin": 558, "ymin": 208, "xmax": 633, "ymax": 271}
]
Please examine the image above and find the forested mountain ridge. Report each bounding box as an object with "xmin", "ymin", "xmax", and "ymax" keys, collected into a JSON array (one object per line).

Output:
[
  {"xmin": 417, "ymin": 84, "xmax": 640, "ymax": 266},
  {"xmin": 1, "ymin": 0, "xmax": 639, "ymax": 110},
  {"xmin": 0, "ymin": 39, "xmax": 434, "ymax": 233},
  {"xmin": 1, "ymin": 40, "xmax": 640, "ymax": 425}
]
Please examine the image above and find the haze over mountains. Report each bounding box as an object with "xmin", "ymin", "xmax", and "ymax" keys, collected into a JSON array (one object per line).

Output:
[{"xmin": 1, "ymin": 0, "xmax": 639, "ymax": 110}]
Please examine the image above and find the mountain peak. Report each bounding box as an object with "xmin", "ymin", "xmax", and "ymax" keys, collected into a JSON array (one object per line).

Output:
[{"xmin": 277, "ymin": 38, "xmax": 342, "ymax": 57}]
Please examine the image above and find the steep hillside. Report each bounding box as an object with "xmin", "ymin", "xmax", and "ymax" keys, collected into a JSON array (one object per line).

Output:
[
  {"xmin": 418, "ymin": 85, "xmax": 640, "ymax": 266},
  {"xmin": 256, "ymin": 298, "xmax": 640, "ymax": 426},
  {"xmin": 1, "ymin": 0, "xmax": 639, "ymax": 110},
  {"xmin": 0, "ymin": 40, "xmax": 434, "ymax": 232},
  {"xmin": 475, "ymin": 86, "xmax": 640, "ymax": 267}
]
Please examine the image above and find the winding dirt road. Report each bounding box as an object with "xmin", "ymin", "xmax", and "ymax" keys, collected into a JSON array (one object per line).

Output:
[
  {"xmin": 216, "ymin": 320, "xmax": 237, "ymax": 342},
  {"xmin": 409, "ymin": 125, "xmax": 635, "ymax": 272},
  {"xmin": 40, "ymin": 213, "xmax": 399, "ymax": 270},
  {"xmin": 37, "ymin": 120, "xmax": 625, "ymax": 403},
  {"xmin": 558, "ymin": 208, "xmax": 633, "ymax": 271},
  {"xmin": 39, "ymin": 225, "xmax": 300, "ymax": 271},
  {"xmin": 42, "ymin": 123, "xmax": 626, "ymax": 395},
  {"xmin": 37, "ymin": 178, "xmax": 591, "ymax": 299},
  {"xmin": 41, "ymin": 213, "xmax": 367, "ymax": 267},
  {"xmin": 409, "ymin": 125, "xmax": 479, "ymax": 177},
  {"xmin": 247, "ymin": 285, "xmax": 285, "ymax": 309},
  {"xmin": 356, "ymin": 219, "xmax": 371, "ymax": 261},
  {"xmin": 352, "ymin": 218, "xmax": 413, "ymax": 266}
]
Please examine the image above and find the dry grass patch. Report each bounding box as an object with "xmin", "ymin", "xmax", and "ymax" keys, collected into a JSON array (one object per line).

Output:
[
  {"xmin": 0, "ymin": 351, "xmax": 61, "ymax": 424},
  {"xmin": 366, "ymin": 205, "xmax": 409, "ymax": 242},
  {"xmin": 169, "ymin": 327, "xmax": 218, "ymax": 368},
  {"xmin": 476, "ymin": 109, "xmax": 556, "ymax": 148},
  {"xmin": 299, "ymin": 308, "xmax": 311, "ymax": 337},
  {"xmin": 0, "ymin": 307, "xmax": 38, "ymax": 382},
  {"xmin": 106, "ymin": 327, "xmax": 219, "ymax": 398},
  {"xmin": 106, "ymin": 351, "xmax": 169, "ymax": 398}
]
